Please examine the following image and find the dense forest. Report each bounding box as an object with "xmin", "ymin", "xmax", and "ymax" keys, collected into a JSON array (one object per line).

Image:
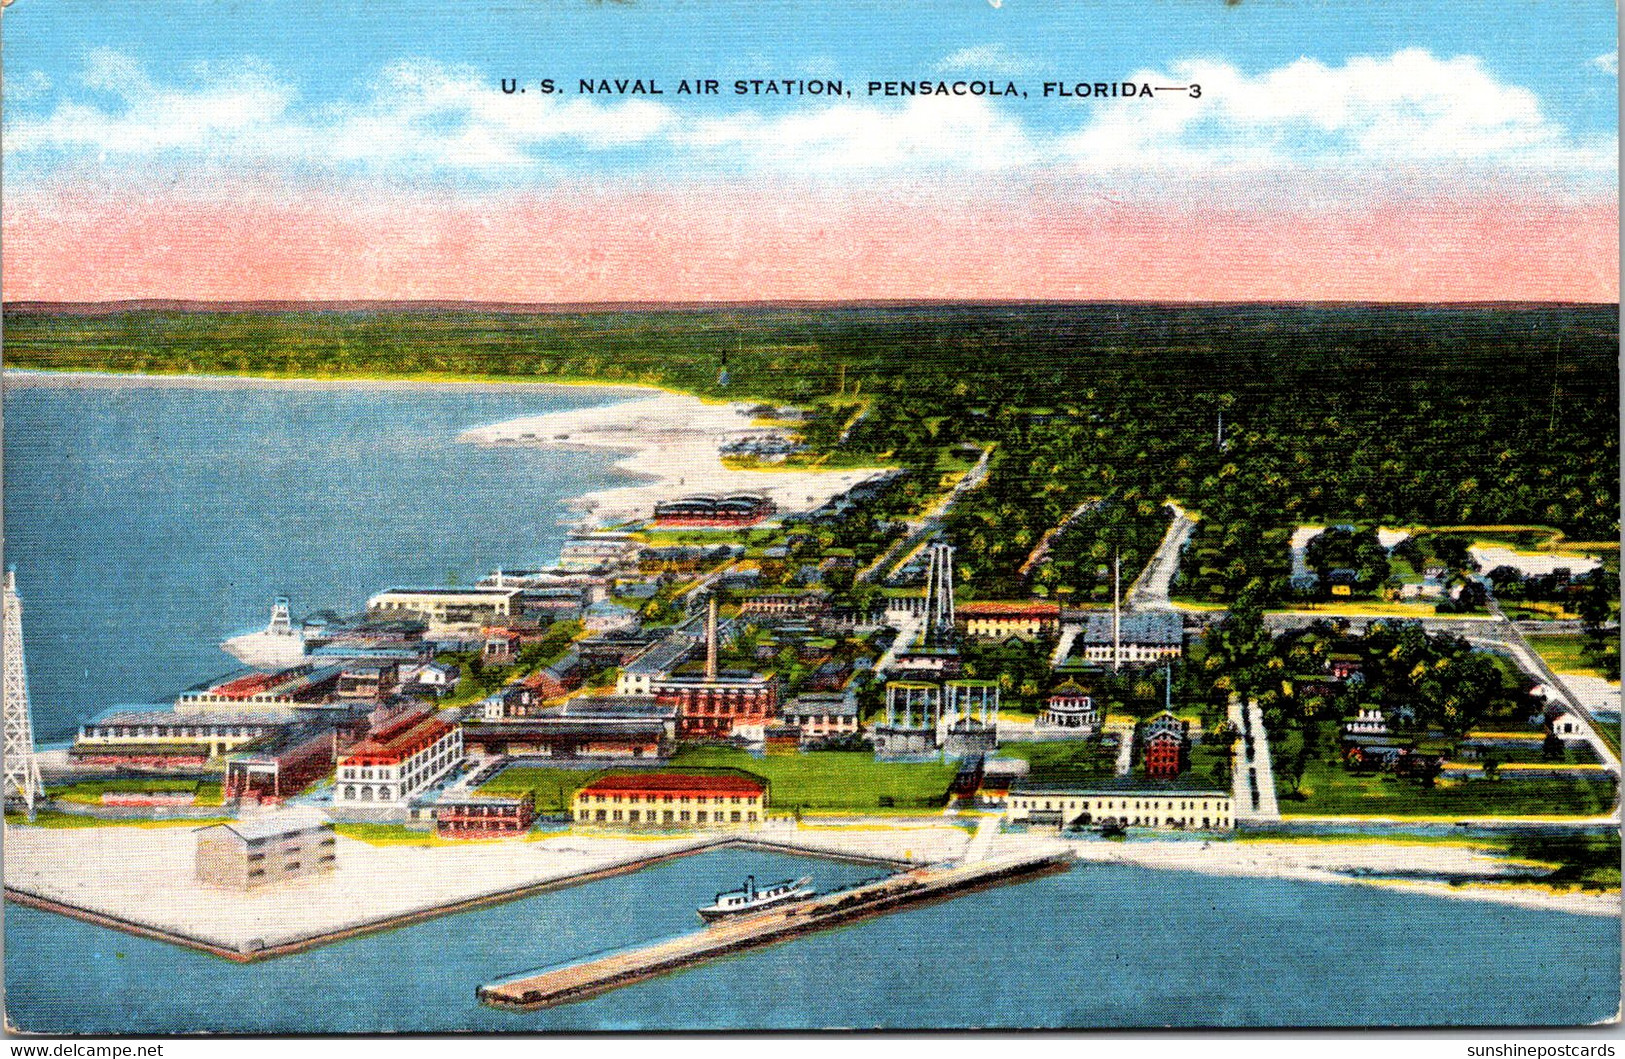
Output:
[{"xmin": 7, "ymin": 303, "xmax": 1618, "ymax": 599}]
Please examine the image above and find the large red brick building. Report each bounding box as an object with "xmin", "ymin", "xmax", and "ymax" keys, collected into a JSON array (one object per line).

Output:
[
  {"xmin": 1141, "ymin": 711, "xmax": 1190, "ymax": 779},
  {"xmin": 434, "ymin": 794, "xmax": 536, "ymax": 838},
  {"xmin": 652, "ymin": 494, "xmax": 776, "ymax": 528},
  {"xmin": 654, "ymin": 673, "xmax": 778, "ymax": 740}
]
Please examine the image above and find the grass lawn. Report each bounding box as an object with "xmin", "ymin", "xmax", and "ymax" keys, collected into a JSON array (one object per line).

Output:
[
  {"xmin": 1527, "ymin": 633, "xmax": 1616, "ymax": 678},
  {"xmin": 479, "ymin": 765, "xmax": 608, "ymax": 814},
  {"xmin": 480, "ymin": 749, "xmax": 959, "ymax": 814},
  {"xmin": 4, "ymin": 810, "xmax": 232, "ymax": 829},
  {"xmin": 1595, "ymin": 719, "xmax": 1622, "ymax": 759},
  {"xmin": 996, "ymin": 740, "xmax": 1118, "ymax": 784},
  {"xmin": 47, "ymin": 778, "xmax": 223, "ymax": 806},
  {"xmin": 332, "ymin": 822, "xmax": 437, "ymax": 845},
  {"xmin": 1501, "ymin": 602, "xmax": 1581, "ymax": 622},
  {"xmin": 1267, "ymin": 600, "xmax": 1440, "ymax": 618},
  {"xmin": 670, "ymin": 748, "xmax": 957, "ymax": 811},
  {"xmin": 1187, "ymin": 742, "xmax": 1234, "ymax": 787},
  {"xmin": 1279, "ymin": 758, "xmax": 1618, "ymax": 817}
]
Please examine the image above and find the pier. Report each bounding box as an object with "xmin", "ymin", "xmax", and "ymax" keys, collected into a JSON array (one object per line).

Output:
[{"xmin": 477, "ymin": 848, "xmax": 1072, "ymax": 1011}]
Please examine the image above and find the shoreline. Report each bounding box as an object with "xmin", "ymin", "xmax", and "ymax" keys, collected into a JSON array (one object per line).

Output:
[
  {"xmin": 1, "ymin": 831, "xmax": 914, "ymax": 964},
  {"xmin": 1062, "ymin": 836, "xmax": 1621, "ymax": 917},
  {"xmin": 1, "ymin": 366, "xmax": 662, "ymax": 398},
  {"xmin": 458, "ymin": 391, "xmax": 888, "ymax": 528},
  {"xmin": 6, "ymin": 818, "xmax": 1616, "ymax": 971},
  {"xmin": 6, "ymin": 366, "xmax": 888, "ymax": 531}
]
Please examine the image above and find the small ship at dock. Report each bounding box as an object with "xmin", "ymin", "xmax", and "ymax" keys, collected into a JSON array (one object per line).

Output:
[{"xmin": 696, "ymin": 876, "xmax": 813, "ymax": 922}]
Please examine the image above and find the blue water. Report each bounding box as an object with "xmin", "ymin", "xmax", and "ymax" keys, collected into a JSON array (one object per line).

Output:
[
  {"xmin": 5, "ymin": 848, "xmax": 1617, "ymax": 1033},
  {"xmin": 1, "ymin": 375, "xmax": 643, "ymax": 742},
  {"xmin": 2, "ymin": 374, "xmax": 1619, "ymax": 1032}
]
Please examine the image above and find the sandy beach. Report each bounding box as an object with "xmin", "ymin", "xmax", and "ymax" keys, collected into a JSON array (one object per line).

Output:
[
  {"xmin": 1061, "ymin": 836, "xmax": 1621, "ymax": 917},
  {"xmin": 1470, "ymin": 544, "xmax": 1603, "ymax": 579},
  {"xmin": 458, "ymin": 392, "xmax": 886, "ymax": 527}
]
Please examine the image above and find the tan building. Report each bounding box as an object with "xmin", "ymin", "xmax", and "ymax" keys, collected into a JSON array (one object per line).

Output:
[
  {"xmin": 1005, "ymin": 785, "xmax": 1232, "ymax": 831},
  {"xmin": 956, "ymin": 600, "xmax": 1061, "ymax": 639},
  {"xmin": 572, "ymin": 772, "xmax": 767, "ymax": 828},
  {"xmin": 194, "ymin": 812, "xmax": 337, "ymax": 889},
  {"xmin": 781, "ymin": 692, "xmax": 861, "ymax": 742},
  {"xmin": 366, "ymin": 586, "xmax": 521, "ymax": 635},
  {"xmin": 71, "ymin": 710, "xmax": 294, "ymax": 768}
]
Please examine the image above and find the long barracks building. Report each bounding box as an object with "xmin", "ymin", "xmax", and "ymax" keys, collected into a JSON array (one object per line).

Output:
[{"xmin": 571, "ymin": 772, "xmax": 767, "ymax": 828}]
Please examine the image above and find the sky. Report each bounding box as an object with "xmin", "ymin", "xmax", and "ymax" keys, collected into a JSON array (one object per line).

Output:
[{"xmin": 2, "ymin": 0, "xmax": 1618, "ymax": 302}]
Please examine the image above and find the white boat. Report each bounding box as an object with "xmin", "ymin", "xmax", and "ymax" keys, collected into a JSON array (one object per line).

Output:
[
  {"xmin": 221, "ymin": 597, "xmax": 308, "ymax": 668},
  {"xmin": 697, "ymin": 875, "xmax": 813, "ymax": 922}
]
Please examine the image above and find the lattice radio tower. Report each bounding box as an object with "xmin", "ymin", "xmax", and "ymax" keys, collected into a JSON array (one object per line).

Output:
[{"xmin": 3, "ymin": 568, "xmax": 45, "ymax": 813}]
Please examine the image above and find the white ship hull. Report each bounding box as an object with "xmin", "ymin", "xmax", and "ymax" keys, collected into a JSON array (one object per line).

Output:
[
  {"xmin": 221, "ymin": 628, "xmax": 307, "ymax": 668},
  {"xmin": 222, "ymin": 597, "xmax": 307, "ymax": 668}
]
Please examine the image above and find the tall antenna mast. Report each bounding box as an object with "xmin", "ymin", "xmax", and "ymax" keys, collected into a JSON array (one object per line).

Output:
[
  {"xmin": 3, "ymin": 569, "xmax": 45, "ymax": 815},
  {"xmin": 1112, "ymin": 550, "xmax": 1122, "ymax": 673},
  {"xmin": 1548, "ymin": 336, "xmax": 1562, "ymax": 435},
  {"xmin": 705, "ymin": 594, "xmax": 719, "ymax": 680}
]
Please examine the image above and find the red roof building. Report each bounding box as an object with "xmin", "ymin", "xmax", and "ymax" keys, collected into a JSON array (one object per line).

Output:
[
  {"xmin": 572, "ymin": 771, "xmax": 768, "ymax": 827},
  {"xmin": 334, "ymin": 708, "xmax": 464, "ymax": 808},
  {"xmin": 957, "ymin": 600, "xmax": 1062, "ymax": 639}
]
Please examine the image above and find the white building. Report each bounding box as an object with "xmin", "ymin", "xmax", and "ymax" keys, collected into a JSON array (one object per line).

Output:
[
  {"xmin": 616, "ymin": 636, "xmax": 694, "ymax": 697},
  {"xmin": 1005, "ymin": 786, "xmax": 1232, "ymax": 831},
  {"xmin": 366, "ymin": 587, "xmax": 521, "ymax": 636},
  {"xmin": 1343, "ymin": 707, "xmax": 1388, "ymax": 736},
  {"xmin": 1077, "ymin": 612, "xmax": 1184, "ymax": 666},
  {"xmin": 781, "ymin": 691, "xmax": 861, "ymax": 741},
  {"xmin": 332, "ymin": 709, "xmax": 463, "ymax": 808},
  {"xmin": 558, "ymin": 534, "xmax": 642, "ymax": 572}
]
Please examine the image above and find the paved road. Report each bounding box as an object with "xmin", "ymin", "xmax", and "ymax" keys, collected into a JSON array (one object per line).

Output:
[
  {"xmin": 860, "ymin": 446, "xmax": 992, "ymax": 586},
  {"xmin": 873, "ymin": 615, "xmax": 923, "ymax": 676},
  {"xmin": 1019, "ymin": 499, "xmax": 1101, "ymax": 581},
  {"xmin": 1050, "ymin": 625, "xmax": 1080, "ymax": 667},
  {"xmin": 1112, "ymin": 725, "xmax": 1135, "ymax": 776},
  {"xmin": 1483, "ymin": 597, "xmax": 1620, "ymax": 770},
  {"xmin": 1229, "ymin": 695, "xmax": 1280, "ymax": 822},
  {"xmin": 1261, "ymin": 610, "xmax": 1507, "ymax": 639},
  {"xmin": 964, "ymin": 814, "xmax": 1001, "ymax": 862},
  {"xmin": 1127, "ymin": 501, "xmax": 1196, "ymax": 612}
]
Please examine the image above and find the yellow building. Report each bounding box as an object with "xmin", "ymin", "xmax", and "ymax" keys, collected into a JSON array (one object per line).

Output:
[
  {"xmin": 572, "ymin": 772, "xmax": 767, "ymax": 827},
  {"xmin": 957, "ymin": 601, "xmax": 1062, "ymax": 640},
  {"xmin": 1005, "ymin": 786, "xmax": 1232, "ymax": 831}
]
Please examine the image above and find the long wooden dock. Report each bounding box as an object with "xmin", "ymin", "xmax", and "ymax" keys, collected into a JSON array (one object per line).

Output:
[{"xmin": 477, "ymin": 849, "xmax": 1073, "ymax": 1011}]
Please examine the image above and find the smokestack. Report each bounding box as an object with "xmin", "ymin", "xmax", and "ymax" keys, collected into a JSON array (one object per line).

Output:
[
  {"xmin": 705, "ymin": 594, "xmax": 718, "ymax": 680},
  {"xmin": 1112, "ymin": 551, "xmax": 1121, "ymax": 673}
]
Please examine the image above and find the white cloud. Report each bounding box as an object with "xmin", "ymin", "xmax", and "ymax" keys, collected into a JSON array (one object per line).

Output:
[
  {"xmin": 1592, "ymin": 50, "xmax": 1618, "ymax": 76},
  {"xmin": 6, "ymin": 69, "xmax": 53, "ymax": 102},
  {"xmin": 1064, "ymin": 49, "xmax": 1615, "ymax": 179},
  {"xmin": 934, "ymin": 44, "xmax": 1037, "ymax": 76},
  {"xmin": 7, "ymin": 51, "xmax": 295, "ymax": 156},
  {"xmin": 3, "ymin": 47, "xmax": 1612, "ymax": 194},
  {"xmin": 5, "ymin": 53, "xmax": 676, "ymax": 173},
  {"xmin": 316, "ymin": 60, "xmax": 676, "ymax": 169}
]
